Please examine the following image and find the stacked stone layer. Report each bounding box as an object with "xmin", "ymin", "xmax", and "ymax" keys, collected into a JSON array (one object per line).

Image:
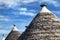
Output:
[
  {"xmin": 17, "ymin": 4, "xmax": 60, "ymax": 40},
  {"xmin": 5, "ymin": 25, "xmax": 20, "ymax": 40},
  {"xmin": 18, "ymin": 12, "xmax": 60, "ymax": 40}
]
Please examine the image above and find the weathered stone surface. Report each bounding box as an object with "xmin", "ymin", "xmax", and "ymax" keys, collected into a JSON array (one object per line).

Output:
[
  {"xmin": 5, "ymin": 25, "xmax": 20, "ymax": 40},
  {"xmin": 18, "ymin": 4, "xmax": 60, "ymax": 40},
  {"xmin": 5, "ymin": 31, "xmax": 20, "ymax": 40}
]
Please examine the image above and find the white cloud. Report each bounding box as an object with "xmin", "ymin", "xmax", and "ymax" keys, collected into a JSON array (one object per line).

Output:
[
  {"xmin": 18, "ymin": 8, "xmax": 35, "ymax": 12},
  {"xmin": 13, "ymin": 11, "xmax": 36, "ymax": 17},
  {"xmin": 19, "ymin": 12, "xmax": 36, "ymax": 16},
  {"xmin": 0, "ymin": 29, "xmax": 10, "ymax": 34},
  {"xmin": 19, "ymin": 8, "xmax": 28, "ymax": 11},
  {"xmin": 22, "ymin": 0, "xmax": 37, "ymax": 3},
  {"xmin": 39, "ymin": 0, "xmax": 60, "ymax": 7},
  {"xmin": 0, "ymin": 15, "xmax": 10, "ymax": 21},
  {"xmin": 13, "ymin": 7, "xmax": 36, "ymax": 16},
  {"xmin": 13, "ymin": 11, "xmax": 36, "ymax": 16},
  {"xmin": 0, "ymin": 0, "xmax": 20, "ymax": 8},
  {"xmin": 0, "ymin": 0, "xmax": 60, "ymax": 9},
  {"xmin": 0, "ymin": 0, "xmax": 37, "ymax": 8}
]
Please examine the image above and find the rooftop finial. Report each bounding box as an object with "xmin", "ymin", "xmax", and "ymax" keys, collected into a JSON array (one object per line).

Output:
[
  {"xmin": 12, "ymin": 24, "xmax": 19, "ymax": 31},
  {"xmin": 40, "ymin": 4, "xmax": 52, "ymax": 13},
  {"xmin": 2, "ymin": 34, "xmax": 4, "ymax": 37},
  {"xmin": 40, "ymin": 4, "xmax": 47, "ymax": 7},
  {"xmin": 14, "ymin": 24, "xmax": 16, "ymax": 27},
  {"xmin": 2, "ymin": 34, "xmax": 5, "ymax": 40}
]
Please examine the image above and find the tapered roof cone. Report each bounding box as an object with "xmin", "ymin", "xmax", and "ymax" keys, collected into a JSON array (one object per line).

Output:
[
  {"xmin": 12, "ymin": 24, "xmax": 19, "ymax": 31},
  {"xmin": 40, "ymin": 4, "xmax": 52, "ymax": 13},
  {"xmin": 18, "ymin": 4, "xmax": 60, "ymax": 40},
  {"xmin": 5, "ymin": 24, "xmax": 20, "ymax": 40},
  {"xmin": 2, "ymin": 34, "xmax": 5, "ymax": 40}
]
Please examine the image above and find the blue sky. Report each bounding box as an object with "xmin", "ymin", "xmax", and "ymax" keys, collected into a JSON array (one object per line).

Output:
[{"xmin": 0, "ymin": 0, "xmax": 60, "ymax": 40}]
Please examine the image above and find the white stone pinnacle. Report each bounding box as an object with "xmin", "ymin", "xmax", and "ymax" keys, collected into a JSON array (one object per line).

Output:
[
  {"xmin": 2, "ymin": 37, "xmax": 5, "ymax": 40},
  {"xmin": 2, "ymin": 34, "xmax": 5, "ymax": 40},
  {"xmin": 40, "ymin": 4, "xmax": 57, "ymax": 18},
  {"xmin": 40, "ymin": 6, "xmax": 52, "ymax": 13},
  {"xmin": 12, "ymin": 25, "xmax": 19, "ymax": 31}
]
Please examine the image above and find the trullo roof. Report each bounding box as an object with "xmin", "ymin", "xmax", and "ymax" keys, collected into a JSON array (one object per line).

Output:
[
  {"xmin": 18, "ymin": 4, "xmax": 60, "ymax": 40},
  {"xmin": 5, "ymin": 24, "xmax": 20, "ymax": 40}
]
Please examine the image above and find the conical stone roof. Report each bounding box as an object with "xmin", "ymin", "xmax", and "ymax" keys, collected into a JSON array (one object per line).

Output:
[
  {"xmin": 5, "ymin": 25, "xmax": 20, "ymax": 40},
  {"xmin": 18, "ymin": 4, "xmax": 60, "ymax": 40}
]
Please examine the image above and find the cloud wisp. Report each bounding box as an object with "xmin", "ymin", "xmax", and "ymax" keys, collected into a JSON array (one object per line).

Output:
[
  {"xmin": 0, "ymin": 0, "xmax": 60, "ymax": 9},
  {"xmin": 0, "ymin": 29, "xmax": 10, "ymax": 34},
  {"xmin": 0, "ymin": 0, "xmax": 20, "ymax": 8},
  {"xmin": 13, "ymin": 8, "xmax": 36, "ymax": 16},
  {"xmin": 0, "ymin": 15, "xmax": 10, "ymax": 21},
  {"xmin": 39, "ymin": 0, "xmax": 60, "ymax": 7},
  {"xmin": 19, "ymin": 12, "xmax": 36, "ymax": 16}
]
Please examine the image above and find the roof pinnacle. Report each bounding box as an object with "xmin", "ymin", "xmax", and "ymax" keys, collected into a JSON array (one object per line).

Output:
[
  {"xmin": 12, "ymin": 24, "xmax": 19, "ymax": 31},
  {"xmin": 40, "ymin": 4, "xmax": 47, "ymax": 7},
  {"xmin": 40, "ymin": 4, "xmax": 52, "ymax": 13}
]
